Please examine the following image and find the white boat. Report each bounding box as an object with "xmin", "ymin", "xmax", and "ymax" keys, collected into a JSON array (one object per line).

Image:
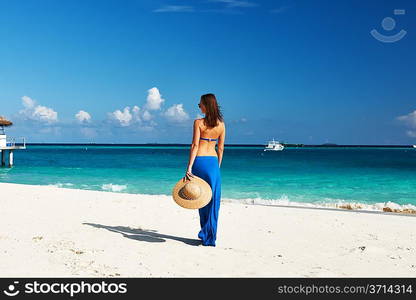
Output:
[
  {"xmin": 413, "ymin": 145, "xmax": 416, "ymax": 148},
  {"xmin": 264, "ymin": 138, "xmax": 284, "ymax": 151}
]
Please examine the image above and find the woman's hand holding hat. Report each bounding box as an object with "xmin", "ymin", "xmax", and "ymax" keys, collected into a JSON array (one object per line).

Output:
[{"xmin": 183, "ymin": 167, "xmax": 195, "ymax": 182}]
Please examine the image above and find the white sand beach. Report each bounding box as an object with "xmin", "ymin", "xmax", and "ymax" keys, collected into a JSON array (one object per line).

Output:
[{"xmin": 1, "ymin": 182, "xmax": 416, "ymax": 277}]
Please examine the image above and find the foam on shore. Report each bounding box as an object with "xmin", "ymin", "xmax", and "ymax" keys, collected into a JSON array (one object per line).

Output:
[
  {"xmin": 222, "ymin": 196, "xmax": 416, "ymax": 215},
  {"xmin": 8, "ymin": 181, "xmax": 416, "ymax": 215}
]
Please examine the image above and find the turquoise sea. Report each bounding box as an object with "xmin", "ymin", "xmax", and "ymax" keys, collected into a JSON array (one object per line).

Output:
[{"xmin": 1, "ymin": 145, "xmax": 416, "ymax": 211}]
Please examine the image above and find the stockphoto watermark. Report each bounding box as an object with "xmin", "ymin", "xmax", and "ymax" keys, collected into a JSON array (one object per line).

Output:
[
  {"xmin": 371, "ymin": 9, "xmax": 407, "ymax": 43},
  {"xmin": 2, "ymin": 280, "xmax": 128, "ymax": 297}
]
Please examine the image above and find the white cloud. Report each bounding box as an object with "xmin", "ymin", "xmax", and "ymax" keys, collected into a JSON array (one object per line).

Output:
[
  {"xmin": 132, "ymin": 105, "xmax": 141, "ymax": 120},
  {"xmin": 154, "ymin": 1, "xmax": 257, "ymax": 14},
  {"xmin": 231, "ymin": 117, "xmax": 247, "ymax": 124},
  {"xmin": 397, "ymin": 111, "xmax": 416, "ymax": 139},
  {"xmin": 406, "ymin": 130, "xmax": 416, "ymax": 138},
  {"xmin": 142, "ymin": 110, "xmax": 152, "ymax": 121},
  {"xmin": 108, "ymin": 107, "xmax": 133, "ymax": 127},
  {"xmin": 75, "ymin": 110, "xmax": 91, "ymax": 123},
  {"xmin": 208, "ymin": 0, "xmax": 257, "ymax": 8},
  {"xmin": 22, "ymin": 95, "xmax": 35, "ymax": 109},
  {"xmin": 131, "ymin": 105, "xmax": 143, "ymax": 123},
  {"xmin": 163, "ymin": 104, "xmax": 190, "ymax": 122},
  {"xmin": 107, "ymin": 88, "xmax": 189, "ymax": 130},
  {"xmin": 145, "ymin": 87, "xmax": 165, "ymax": 111},
  {"xmin": 153, "ymin": 5, "xmax": 194, "ymax": 13},
  {"xmin": 33, "ymin": 106, "xmax": 58, "ymax": 123},
  {"xmin": 19, "ymin": 96, "xmax": 58, "ymax": 123},
  {"xmin": 108, "ymin": 105, "xmax": 146, "ymax": 127},
  {"xmin": 397, "ymin": 110, "xmax": 416, "ymax": 128},
  {"xmin": 196, "ymin": 113, "xmax": 204, "ymax": 119}
]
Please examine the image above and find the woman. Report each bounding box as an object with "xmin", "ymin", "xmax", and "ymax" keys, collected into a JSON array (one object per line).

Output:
[{"xmin": 183, "ymin": 93, "xmax": 225, "ymax": 247}]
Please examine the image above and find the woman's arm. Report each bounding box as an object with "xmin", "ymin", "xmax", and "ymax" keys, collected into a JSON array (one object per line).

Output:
[
  {"xmin": 185, "ymin": 119, "xmax": 201, "ymax": 177},
  {"xmin": 217, "ymin": 123, "xmax": 225, "ymax": 168}
]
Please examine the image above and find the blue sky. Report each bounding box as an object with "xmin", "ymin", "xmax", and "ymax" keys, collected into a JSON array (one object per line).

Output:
[{"xmin": 1, "ymin": 0, "xmax": 415, "ymax": 144}]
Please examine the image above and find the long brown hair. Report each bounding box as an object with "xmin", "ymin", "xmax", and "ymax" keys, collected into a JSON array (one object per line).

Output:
[{"xmin": 201, "ymin": 93, "xmax": 224, "ymax": 128}]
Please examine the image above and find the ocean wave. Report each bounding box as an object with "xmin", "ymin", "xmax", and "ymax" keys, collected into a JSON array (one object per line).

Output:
[
  {"xmin": 220, "ymin": 196, "xmax": 416, "ymax": 215},
  {"xmin": 20, "ymin": 181, "xmax": 416, "ymax": 215},
  {"xmin": 0, "ymin": 168, "xmax": 12, "ymax": 179},
  {"xmin": 46, "ymin": 182, "xmax": 75, "ymax": 188},
  {"xmin": 101, "ymin": 183, "xmax": 127, "ymax": 192},
  {"xmin": 123, "ymin": 192, "xmax": 416, "ymax": 215}
]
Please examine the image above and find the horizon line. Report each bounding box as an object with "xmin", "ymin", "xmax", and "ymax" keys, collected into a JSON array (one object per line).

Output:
[{"xmin": 22, "ymin": 143, "xmax": 416, "ymax": 148}]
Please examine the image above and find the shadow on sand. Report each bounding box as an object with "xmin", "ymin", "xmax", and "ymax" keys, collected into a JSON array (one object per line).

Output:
[{"xmin": 83, "ymin": 223, "xmax": 201, "ymax": 246}]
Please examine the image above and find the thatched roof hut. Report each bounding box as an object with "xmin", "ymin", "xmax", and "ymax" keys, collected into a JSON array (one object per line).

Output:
[{"xmin": 0, "ymin": 116, "xmax": 13, "ymax": 127}]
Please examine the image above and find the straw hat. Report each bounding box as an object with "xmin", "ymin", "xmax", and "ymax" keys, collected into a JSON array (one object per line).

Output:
[{"xmin": 172, "ymin": 175, "xmax": 212, "ymax": 209}]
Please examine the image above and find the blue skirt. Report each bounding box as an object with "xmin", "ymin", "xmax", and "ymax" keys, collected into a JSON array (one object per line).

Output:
[{"xmin": 191, "ymin": 156, "xmax": 222, "ymax": 246}]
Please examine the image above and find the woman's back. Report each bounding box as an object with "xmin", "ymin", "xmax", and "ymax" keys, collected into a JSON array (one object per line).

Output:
[
  {"xmin": 185, "ymin": 93, "xmax": 224, "ymax": 247},
  {"xmin": 197, "ymin": 118, "xmax": 225, "ymax": 157}
]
